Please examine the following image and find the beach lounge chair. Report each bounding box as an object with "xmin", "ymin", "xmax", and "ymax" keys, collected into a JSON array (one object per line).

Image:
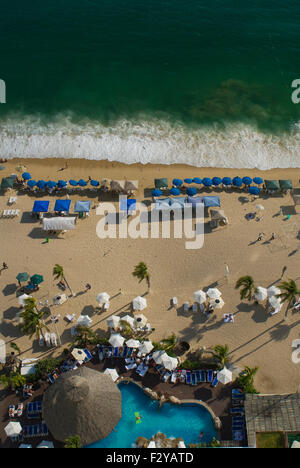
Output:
[
  {"xmin": 45, "ymin": 332, "xmax": 51, "ymax": 347},
  {"xmin": 186, "ymin": 370, "xmax": 192, "ymax": 384},
  {"xmin": 126, "ymin": 347, "xmax": 134, "ymax": 358},
  {"xmin": 206, "ymin": 369, "xmax": 213, "ymax": 383},
  {"xmin": 195, "ymin": 370, "xmax": 201, "ymax": 383},
  {"xmin": 232, "ymin": 430, "xmax": 245, "ymax": 441},
  {"xmin": 171, "ymin": 371, "xmax": 177, "ymax": 383},
  {"xmin": 232, "ymin": 389, "xmax": 245, "ymax": 399},
  {"xmin": 17, "ymin": 403, "xmax": 23, "ymax": 417},
  {"xmin": 50, "ymin": 333, "xmax": 57, "ymax": 347},
  {"xmin": 183, "ymin": 302, "xmax": 189, "ymax": 313},
  {"xmin": 192, "ymin": 303, "xmax": 198, "ymax": 313},
  {"xmin": 200, "ymin": 370, "xmax": 206, "ymax": 382},
  {"xmin": 125, "ymin": 362, "xmax": 137, "ymax": 371},
  {"xmin": 121, "ymin": 346, "xmax": 128, "ymax": 358},
  {"xmin": 105, "ymin": 346, "xmax": 113, "ymax": 358},
  {"xmin": 211, "ymin": 376, "xmax": 218, "ymax": 388},
  {"xmin": 98, "ymin": 345, "xmax": 104, "ymax": 361},
  {"xmin": 156, "ymin": 365, "xmax": 165, "ymax": 376},
  {"xmin": 83, "ymin": 348, "xmax": 93, "ymax": 361},
  {"xmin": 113, "ymin": 347, "xmax": 119, "ymax": 358},
  {"xmin": 230, "ymin": 407, "xmax": 244, "ymax": 415},
  {"xmin": 9, "ymin": 405, "xmax": 15, "ymax": 418},
  {"xmin": 191, "ymin": 372, "xmax": 197, "ymax": 385},
  {"xmin": 163, "ymin": 370, "xmax": 172, "ymax": 382},
  {"xmin": 178, "ymin": 369, "xmax": 186, "ymax": 383}
]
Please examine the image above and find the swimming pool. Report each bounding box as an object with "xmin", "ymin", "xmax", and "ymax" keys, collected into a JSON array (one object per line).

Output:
[{"xmin": 87, "ymin": 382, "xmax": 217, "ymax": 448}]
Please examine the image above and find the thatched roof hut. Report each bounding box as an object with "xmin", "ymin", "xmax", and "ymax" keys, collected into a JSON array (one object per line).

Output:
[{"xmin": 42, "ymin": 367, "xmax": 121, "ymax": 445}]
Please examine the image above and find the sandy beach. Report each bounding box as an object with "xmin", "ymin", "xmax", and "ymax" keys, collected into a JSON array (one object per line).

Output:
[{"xmin": 0, "ymin": 158, "xmax": 299, "ymax": 395}]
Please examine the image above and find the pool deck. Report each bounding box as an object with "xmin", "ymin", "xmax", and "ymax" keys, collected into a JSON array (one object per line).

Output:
[{"xmin": 0, "ymin": 352, "xmax": 234, "ymax": 448}]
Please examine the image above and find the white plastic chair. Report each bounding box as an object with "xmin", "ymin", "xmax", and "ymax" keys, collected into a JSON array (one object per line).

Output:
[
  {"xmin": 192, "ymin": 303, "xmax": 198, "ymax": 313},
  {"xmin": 183, "ymin": 302, "xmax": 189, "ymax": 312}
]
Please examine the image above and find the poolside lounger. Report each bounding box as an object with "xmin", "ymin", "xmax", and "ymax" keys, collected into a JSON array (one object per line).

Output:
[
  {"xmin": 105, "ymin": 346, "xmax": 113, "ymax": 358},
  {"xmin": 186, "ymin": 370, "xmax": 192, "ymax": 384},
  {"xmin": 125, "ymin": 362, "xmax": 137, "ymax": 371},
  {"xmin": 195, "ymin": 370, "xmax": 201, "ymax": 383},
  {"xmin": 211, "ymin": 376, "xmax": 218, "ymax": 388},
  {"xmin": 192, "ymin": 303, "xmax": 198, "ymax": 313},
  {"xmin": 126, "ymin": 347, "xmax": 134, "ymax": 358},
  {"xmin": 121, "ymin": 346, "xmax": 128, "ymax": 358},
  {"xmin": 162, "ymin": 370, "xmax": 172, "ymax": 382},
  {"xmin": 171, "ymin": 371, "xmax": 177, "ymax": 383},
  {"xmin": 50, "ymin": 333, "xmax": 57, "ymax": 347},
  {"xmin": 98, "ymin": 345, "xmax": 104, "ymax": 361},
  {"xmin": 156, "ymin": 365, "xmax": 165, "ymax": 375},
  {"xmin": 192, "ymin": 372, "xmax": 197, "ymax": 385},
  {"xmin": 232, "ymin": 389, "xmax": 244, "ymax": 397},
  {"xmin": 113, "ymin": 347, "xmax": 119, "ymax": 358},
  {"xmin": 232, "ymin": 416, "xmax": 245, "ymax": 423},
  {"xmin": 200, "ymin": 370, "xmax": 206, "ymax": 382},
  {"xmin": 230, "ymin": 407, "xmax": 244, "ymax": 415},
  {"xmin": 83, "ymin": 348, "xmax": 93, "ymax": 361},
  {"xmin": 232, "ymin": 430, "xmax": 245, "ymax": 441},
  {"xmin": 44, "ymin": 332, "xmax": 51, "ymax": 347},
  {"xmin": 183, "ymin": 302, "xmax": 189, "ymax": 312},
  {"xmin": 206, "ymin": 369, "xmax": 213, "ymax": 383}
]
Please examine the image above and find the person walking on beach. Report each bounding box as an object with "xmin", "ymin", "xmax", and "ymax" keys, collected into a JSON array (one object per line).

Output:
[
  {"xmin": 85, "ymin": 283, "xmax": 91, "ymax": 292},
  {"xmin": 2, "ymin": 262, "xmax": 8, "ymax": 270},
  {"xmin": 257, "ymin": 233, "xmax": 264, "ymax": 242},
  {"xmin": 271, "ymin": 232, "xmax": 276, "ymax": 240}
]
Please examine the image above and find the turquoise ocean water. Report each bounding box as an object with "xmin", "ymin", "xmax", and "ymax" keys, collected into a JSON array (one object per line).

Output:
[
  {"xmin": 87, "ymin": 383, "xmax": 217, "ymax": 448},
  {"xmin": 0, "ymin": 1, "xmax": 300, "ymax": 167}
]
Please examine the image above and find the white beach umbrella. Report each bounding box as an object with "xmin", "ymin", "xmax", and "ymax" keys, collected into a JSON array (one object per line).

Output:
[
  {"xmin": 206, "ymin": 288, "xmax": 222, "ymax": 299},
  {"xmin": 122, "ymin": 315, "xmax": 135, "ymax": 328},
  {"xmin": 107, "ymin": 315, "xmax": 120, "ymax": 328},
  {"xmin": 125, "ymin": 339, "xmax": 140, "ymax": 348},
  {"xmin": 254, "ymin": 287, "xmax": 268, "ymax": 302},
  {"xmin": 76, "ymin": 315, "xmax": 92, "ymax": 328},
  {"xmin": 134, "ymin": 314, "xmax": 148, "ymax": 327},
  {"xmin": 104, "ymin": 368, "xmax": 119, "ymax": 382},
  {"xmin": 267, "ymin": 286, "xmax": 281, "ymax": 297},
  {"xmin": 138, "ymin": 341, "xmax": 154, "ymax": 354},
  {"xmin": 217, "ymin": 367, "xmax": 233, "ymax": 385},
  {"xmin": 193, "ymin": 290, "xmax": 207, "ymax": 304},
  {"xmin": 96, "ymin": 292, "xmax": 110, "ymax": 305},
  {"xmin": 133, "ymin": 296, "xmax": 147, "ymax": 311},
  {"xmin": 18, "ymin": 294, "xmax": 31, "ymax": 307},
  {"xmin": 109, "ymin": 333, "xmax": 125, "ymax": 348},
  {"xmin": 210, "ymin": 297, "xmax": 225, "ymax": 309},
  {"xmin": 37, "ymin": 440, "xmax": 54, "ymax": 448},
  {"xmin": 71, "ymin": 348, "xmax": 88, "ymax": 362},
  {"xmin": 152, "ymin": 350, "xmax": 168, "ymax": 365},
  {"xmin": 269, "ymin": 295, "xmax": 282, "ymax": 309},
  {"xmin": 53, "ymin": 293, "xmax": 68, "ymax": 305},
  {"xmin": 5, "ymin": 421, "xmax": 22, "ymax": 438},
  {"xmin": 256, "ymin": 204, "xmax": 264, "ymax": 211},
  {"xmin": 161, "ymin": 355, "xmax": 178, "ymax": 371}
]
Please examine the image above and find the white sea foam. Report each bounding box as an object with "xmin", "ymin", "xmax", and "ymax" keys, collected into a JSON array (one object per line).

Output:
[{"xmin": 0, "ymin": 113, "xmax": 300, "ymax": 169}]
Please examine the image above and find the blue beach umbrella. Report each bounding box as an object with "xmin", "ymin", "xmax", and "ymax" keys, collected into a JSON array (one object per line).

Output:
[
  {"xmin": 212, "ymin": 177, "xmax": 222, "ymax": 186},
  {"xmin": 69, "ymin": 180, "xmax": 78, "ymax": 186},
  {"xmin": 172, "ymin": 179, "xmax": 183, "ymax": 187},
  {"xmin": 186, "ymin": 187, "xmax": 198, "ymax": 196},
  {"xmin": 37, "ymin": 180, "xmax": 46, "ymax": 189},
  {"xmin": 152, "ymin": 189, "xmax": 162, "ymax": 197},
  {"xmin": 170, "ymin": 188, "xmax": 181, "ymax": 196},
  {"xmin": 232, "ymin": 177, "xmax": 243, "ymax": 187},
  {"xmin": 202, "ymin": 178, "xmax": 212, "ymax": 187},
  {"xmin": 222, "ymin": 177, "xmax": 232, "ymax": 186},
  {"xmin": 242, "ymin": 177, "xmax": 252, "ymax": 186},
  {"xmin": 193, "ymin": 177, "xmax": 202, "ymax": 184},
  {"xmin": 27, "ymin": 180, "xmax": 37, "ymax": 188},
  {"xmin": 253, "ymin": 177, "xmax": 263, "ymax": 185},
  {"xmin": 249, "ymin": 186, "xmax": 260, "ymax": 195},
  {"xmin": 57, "ymin": 180, "xmax": 67, "ymax": 188},
  {"xmin": 22, "ymin": 172, "xmax": 31, "ymax": 180},
  {"xmin": 90, "ymin": 180, "xmax": 99, "ymax": 187},
  {"xmin": 78, "ymin": 179, "xmax": 87, "ymax": 187},
  {"xmin": 46, "ymin": 181, "xmax": 57, "ymax": 189},
  {"xmin": 184, "ymin": 178, "xmax": 193, "ymax": 184}
]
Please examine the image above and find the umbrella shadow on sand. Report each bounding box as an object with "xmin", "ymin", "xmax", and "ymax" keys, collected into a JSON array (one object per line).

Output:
[{"xmin": 2, "ymin": 284, "xmax": 17, "ymax": 296}]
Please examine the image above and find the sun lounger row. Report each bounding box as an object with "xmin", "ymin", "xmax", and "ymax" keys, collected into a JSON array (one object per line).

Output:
[
  {"xmin": 97, "ymin": 345, "xmax": 134, "ymax": 361},
  {"xmin": 23, "ymin": 423, "xmax": 48, "ymax": 438},
  {"xmin": 9, "ymin": 403, "xmax": 23, "ymax": 418},
  {"xmin": 1, "ymin": 209, "xmax": 20, "ymax": 217},
  {"xmin": 27, "ymin": 401, "xmax": 42, "ymax": 418},
  {"xmin": 231, "ymin": 389, "xmax": 246, "ymax": 441},
  {"xmin": 157, "ymin": 368, "xmax": 218, "ymax": 386}
]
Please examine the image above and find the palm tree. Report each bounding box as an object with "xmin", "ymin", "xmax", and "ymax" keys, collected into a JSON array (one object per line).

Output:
[
  {"xmin": 64, "ymin": 435, "xmax": 82, "ymax": 448},
  {"xmin": 10, "ymin": 342, "xmax": 21, "ymax": 355},
  {"xmin": 277, "ymin": 279, "xmax": 300, "ymax": 319},
  {"xmin": 20, "ymin": 300, "xmax": 49, "ymax": 340},
  {"xmin": 53, "ymin": 264, "xmax": 74, "ymax": 297},
  {"xmin": 160, "ymin": 333, "xmax": 177, "ymax": 353},
  {"xmin": 212, "ymin": 344, "xmax": 229, "ymax": 367},
  {"xmin": 237, "ymin": 366, "xmax": 259, "ymax": 393},
  {"xmin": 132, "ymin": 262, "xmax": 150, "ymax": 293},
  {"xmin": 235, "ymin": 276, "xmax": 256, "ymax": 301},
  {"xmin": 73, "ymin": 326, "xmax": 97, "ymax": 348}
]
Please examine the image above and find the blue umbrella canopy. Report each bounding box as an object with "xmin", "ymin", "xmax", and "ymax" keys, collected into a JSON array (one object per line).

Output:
[
  {"xmin": 16, "ymin": 272, "xmax": 30, "ymax": 283},
  {"xmin": 78, "ymin": 179, "xmax": 87, "ymax": 187},
  {"xmin": 32, "ymin": 200, "xmax": 50, "ymax": 213},
  {"xmin": 22, "ymin": 172, "xmax": 31, "ymax": 180},
  {"xmin": 46, "ymin": 181, "xmax": 57, "ymax": 188},
  {"xmin": 27, "ymin": 180, "xmax": 37, "ymax": 188},
  {"xmin": 54, "ymin": 199, "xmax": 71, "ymax": 212},
  {"xmin": 30, "ymin": 274, "xmax": 44, "ymax": 285},
  {"xmin": 74, "ymin": 200, "xmax": 92, "ymax": 212},
  {"xmin": 222, "ymin": 177, "xmax": 232, "ymax": 186},
  {"xmin": 172, "ymin": 179, "xmax": 183, "ymax": 187},
  {"xmin": 184, "ymin": 178, "xmax": 193, "ymax": 184},
  {"xmin": 212, "ymin": 177, "xmax": 222, "ymax": 186},
  {"xmin": 186, "ymin": 187, "xmax": 198, "ymax": 196},
  {"xmin": 57, "ymin": 180, "xmax": 67, "ymax": 188},
  {"xmin": 202, "ymin": 177, "xmax": 212, "ymax": 187},
  {"xmin": 232, "ymin": 176, "xmax": 243, "ymax": 187},
  {"xmin": 90, "ymin": 180, "xmax": 99, "ymax": 187},
  {"xmin": 242, "ymin": 177, "xmax": 252, "ymax": 186},
  {"xmin": 69, "ymin": 180, "xmax": 78, "ymax": 186},
  {"xmin": 249, "ymin": 186, "xmax": 260, "ymax": 195},
  {"xmin": 152, "ymin": 189, "xmax": 162, "ymax": 197},
  {"xmin": 37, "ymin": 180, "xmax": 46, "ymax": 189},
  {"xmin": 193, "ymin": 177, "xmax": 202, "ymax": 184},
  {"xmin": 253, "ymin": 177, "xmax": 263, "ymax": 185},
  {"xmin": 170, "ymin": 188, "xmax": 181, "ymax": 196}
]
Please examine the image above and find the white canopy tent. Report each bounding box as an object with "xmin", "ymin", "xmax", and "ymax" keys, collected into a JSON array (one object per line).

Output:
[
  {"xmin": 43, "ymin": 217, "xmax": 76, "ymax": 231},
  {"xmin": 267, "ymin": 286, "xmax": 281, "ymax": 297},
  {"xmin": 134, "ymin": 314, "xmax": 148, "ymax": 327},
  {"xmin": 193, "ymin": 290, "xmax": 207, "ymax": 304},
  {"xmin": 133, "ymin": 296, "xmax": 147, "ymax": 311},
  {"xmin": 109, "ymin": 333, "xmax": 125, "ymax": 348},
  {"xmin": 206, "ymin": 288, "xmax": 222, "ymax": 299},
  {"xmin": 96, "ymin": 292, "xmax": 110, "ymax": 305},
  {"xmin": 5, "ymin": 421, "xmax": 22, "ymax": 438},
  {"xmin": 217, "ymin": 367, "xmax": 233, "ymax": 385}
]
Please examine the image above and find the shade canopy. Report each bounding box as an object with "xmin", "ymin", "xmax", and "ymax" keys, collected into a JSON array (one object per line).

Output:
[
  {"xmin": 18, "ymin": 294, "xmax": 31, "ymax": 306},
  {"xmin": 254, "ymin": 287, "xmax": 268, "ymax": 302},
  {"xmin": 217, "ymin": 367, "xmax": 232, "ymax": 384},
  {"xmin": 54, "ymin": 199, "xmax": 71, "ymax": 212},
  {"xmin": 5, "ymin": 421, "xmax": 22, "ymax": 437},
  {"xmin": 232, "ymin": 177, "xmax": 243, "ymax": 187},
  {"xmin": 133, "ymin": 296, "xmax": 147, "ymax": 311},
  {"xmin": 152, "ymin": 189, "xmax": 162, "ymax": 197},
  {"xmin": 37, "ymin": 180, "xmax": 46, "ymax": 189},
  {"xmin": 279, "ymin": 179, "xmax": 293, "ymax": 190},
  {"xmin": 22, "ymin": 172, "xmax": 31, "ymax": 180},
  {"xmin": 121, "ymin": 315, "xmax": 135, "ymax": 328},
  {"xmin": 107, "ymin": 315, "xmax": 120, "ymax": 328},
  {"xmin": 76, "ymin": 315, "xmax": 92, "ymax": 328},
  {"xmin": 203, "ymin": 196, "xmax": 220, "ymax": 207},
  {"xmin": 265, "ymin": 180, "xmax": 279, "ymax": 190},
  {"xmin": 109, "ymin": 333, "xmax": 125, "ymax": 348},
  {"xmin": 16, "ymin": 272, "xmax": 30, "ymax": 283},
  {"xmin": 57, "ymin": 180, "xmax": 67, "ymax": 188},
  {"xmin": 110, "ymin": 180, "xmax": 125, "ymax": 192},
  {"xmin": 253, "ymin": 177, "xmax": 263, "ymax": 185},
  {"xmin": 161, "ymin": 354, "xmax": 178, "ymax": 371},
  {"xmin": 30, "ymin": 274, "xmax": 43, "ymax": 285},
  {"xmin": 90, "ymin": 180, "xmax": 99, "ymax": 187},
  {"xmin": 155, "ymin": 178, "xmax": 168, "ymax": 189},
  {"xmin": 69, "ymin": 180, "xmax": 78, "ymax": 186},
  {"xmin": 78, "ymin": 179, "xmax": 87, "ymax": 187},
  {"xmin": 43, "ymin": 217, "xmax": 76, "ymax": 230},
  {"xmin": 202, "ymin": 177, "xmax": 212, "ymax": 187},
  {"xmin": 1, "ymin": 177, "xmax": 14, "ymax": 189},
  {"xmin": 170, "ymin": 187, "xmax": 181, "ymax": 196},
  {"xmin": 125, "ymin": 339, "xmax": 140, "ymax": 348},
  {"xmin": 42, "ymin": 367, "xmax": 121, "ymax": 445},
  {"xmin": 96, "ymin": 292, "xmax": 110, "ymax": 305},
  {"xmin": 152, "ymin": 350, "xmax": 168, "ymax": 365},
  {"xmin": 134, "ymin": 314, "xmax": 148, "ymax": 327},
  {"xmin": 124, "ymin": 180, "xmax": 138, "ymax": 191},
  {"xmin": 46, "ymin": 181, "xmax": 57, "ymax": 188},
  {"xmin": 138, "ymin": 341, "xmax": 154, "ymax": 354},
  {"xmin": 194, "ymin": 290, "xmax": 207, "ymax": 304},
  {"xmin": 210, "ymin": 297, "xmax": 225, "ymax": 309},
  {"xmin": 172, "ymin": 179, "xmax": 183, "ymax": 187},
  {"xmin": 267, "ymin": 286, "xmax": 281, "ymax": 297},
  {"xmin": 27, "ymin": 180, "xmax": 37, "ymax": 188},
  {"xmin": 104, "ymin": 368, "xmax": 119, "ymax": 382},
  {"xmin": 222, "ymin": 177, "xmax": 232, "ymax": 186},
  {"xmin": 74, "ymin": 200, "xmax": 91, "ymax": 212},
  {"xmin": 206, "ymin": 288, "xmax": 221, "ymax": 299},
  {"xmin": 249, "ymin": 186, "xmax": 260, "ymax": 195},
  {"xmin": 184, "ymin": 178, "xmax": 193, "ymax": 184},
  {"xmin": 193, "ymin": 177, "xmax": 202, "ymax": 184},
  {"xmin": 186, "ymin": 187, "xmax": 197, "ymax": 196},
  {"xmin": 242, "ymin": 177, "xmax": 252, "ymax": 186},
  {"xmin": 212, "ymin": 177, "xmax": 222, "ymax": 186},
  {"xmin": 32, "ymin": 200, "xmax": 50, "ymax": 213}
]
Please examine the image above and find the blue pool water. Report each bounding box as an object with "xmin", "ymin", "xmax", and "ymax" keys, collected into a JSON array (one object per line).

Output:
[{"xmin": 87, "ymin": 382, "xmax": 217, "ymax": 448}]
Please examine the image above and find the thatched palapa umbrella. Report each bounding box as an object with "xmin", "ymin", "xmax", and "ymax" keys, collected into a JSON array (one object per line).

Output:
[{"xmin": 42, "ymin": 367, "xmax": 121, "ymax": 445}]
